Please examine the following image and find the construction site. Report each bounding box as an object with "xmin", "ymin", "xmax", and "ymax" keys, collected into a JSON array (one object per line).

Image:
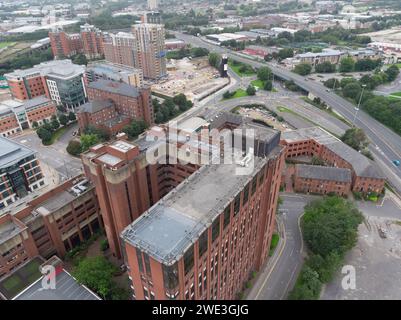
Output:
[{"xmin": 151, "ymin": 57, "xmax": 229, "ymax": 101}]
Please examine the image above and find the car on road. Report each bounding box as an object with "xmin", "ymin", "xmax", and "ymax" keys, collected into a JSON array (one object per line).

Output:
[{"xmin": 393, "ymin": 160, "xmax": 400, "ymax": 167}]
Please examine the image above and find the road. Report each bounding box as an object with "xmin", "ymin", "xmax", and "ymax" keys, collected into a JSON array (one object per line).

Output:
[
  {"xmin": 11, "ymin": 123, "xmax": 83, "ymax": 180},
  {"xmin": 175, "ymin": 32, "xmax": 401, "ymax": 194},
  {"xmin": 247, "ymin": 193, "xmax": 307, "ymax": 300}
]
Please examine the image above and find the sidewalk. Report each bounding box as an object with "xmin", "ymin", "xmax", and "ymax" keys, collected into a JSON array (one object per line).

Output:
[{"xmin": 246, "ymin": 216, "xmax": 286, "ymax": 300}]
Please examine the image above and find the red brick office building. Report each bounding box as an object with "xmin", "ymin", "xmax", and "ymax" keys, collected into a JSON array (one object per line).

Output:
[
  {"xmin": 49, "ymin": 24, "xmax": 104, "ymax": 60},
  {"xmin": 77, "ymin": 79, "xmax": 153, "ymax": 134},
  {"xmin": 89, "ymin": 113, "xmax": 285, "ymax": 300},
  {"xmin": 281, "ymin": 127, "xmax": 385, "ymax": 194},
  {"xmin": 0, "ymin": 176, "xmax": 102, "ymax": 279},
  {"xmin": 294, "ymin": 164, "xmax": 352, "ymax": 196}
]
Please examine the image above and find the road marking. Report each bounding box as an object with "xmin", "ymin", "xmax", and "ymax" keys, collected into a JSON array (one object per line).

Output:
[{"xmin": 255, "ymin": 219, "xmax": 287, "ymax": 299}]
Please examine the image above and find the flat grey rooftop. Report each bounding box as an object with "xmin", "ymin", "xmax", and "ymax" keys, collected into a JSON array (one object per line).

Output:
[
  {"xmin": 122, "ymin": 151, "xmax": 275, "ymax": 265},
  {"xmin": 296, "ymin": 164, "xmax": 352, "ymax": 183},
  {"xmin": 34, "ymin": 180, "xmax": 92, "ymax": 215},
  {"xmin": 14, "ymin": 270, "xmax": 100, "ymax": 300},
  {"xmin": 78, "ymin": 99, "xmax": 114, "ymax": 114},
  {"xmin": 23, "ymin": 96, "xmax": 52, "ymax": 110},
  {"xmin": 0, "ymin": 136, "xmax": 35, "ymax": 170},
  {"xmin": 88, "ymin": 79, "xmax": 140, "ymax": 98},
  {"xmin": 0, "ymin": 219, "xmax": 23, "ymax": 245}
]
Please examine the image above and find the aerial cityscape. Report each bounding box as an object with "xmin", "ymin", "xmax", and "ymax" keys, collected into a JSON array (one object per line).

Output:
[{"xmin": 0, "ymin": 0, "xmax": 401, "ymax": 303}]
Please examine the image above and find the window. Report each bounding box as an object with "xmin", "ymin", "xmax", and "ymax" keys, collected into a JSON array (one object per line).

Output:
[
  {"xmin": 233, "ymin": 194, "xmax": 241, "ymax": 216},
  {"xmin": 251, "ymin": 176, "xmax": 257, "ymax": 195},
  {"xmin": 243, "ymin": 183, "xmax": 249, "ymax": 205},
  {"xmin": 163, "ymin": 263, "xmax": 179, "ymax": 289},
  {"xmin": 136, "ymin": 248, "xmax": 144, "ymax": 273},
  {"xmin": 184, "ymin": 245, "xmax": 194, "ymax": 275},
  {"xmin": 212, "ymin": 218, "xmax": 220, "ymax": 242},
  {"xmin": 143, "ymin": 253, "xmax": 152, "ymax": 277},
  {"xmin": 198, "ymin": 230, "xmax": 208, "ymax": 257},
  {"xmin": 223, "ymin": 205, "xmax": 231, "ymax": 229}
]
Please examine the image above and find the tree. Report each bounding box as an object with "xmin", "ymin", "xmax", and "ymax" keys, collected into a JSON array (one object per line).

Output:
[
  {"xmin": 354, "ymin": 58, "xmax": 381, "ymax": 72},
  {"xmin": 122, "ymin": 119, "xmax": 148, "ymax": 139},
  {"xmin": 223, "ymin": 91, "xmax": 233, "ymax": 99},
  {"xmin": 339, "ymin": 57, "xmax": 355, "ymax": 73},
  {"xmin": 257, "ymin": 67, "xmax": 272, "ymax": 81},
  {"xmin": 277, "ymin": 48, "xmax": 294, "ymax": 60},
  {"xmin": 264, "ymin": 80, "xmax": 273, "ymax": 91},
  {"xmin": 59, "ymin": 114, "xmax": 69, "ymax": 126},
  {"xmin": 341, "ymin": 128, "xmax": 369, "ymax": 151},
  {"xmin": 68, "ymin": 112, "xmax": 76, "ymax": 121},
  {"xmin": 32, "ymin": 121, "xmax": 39, "ymax": 129},
  {"xmin": 80, "ymin": 134, "xmax": 100, "ymax": 152},
  {"xmin": 302, "ymin": 197, "xmax": 363, "ymax": 257},
  {"xmin": 343, "ymin": 82, "xmax": 362, "ymax": 100},
  {"xmin": 385, "ymin": 65, "xmax": 399, "ymax": 82},
  {"xmin": 315, "ymin": 61, "xmax": 336, "ymax": 73},
  {"xmin": 208, "ymin": 52, "xmax": 221, "ymax": 69},
  {"xmin": 288, "ymin": 266, "xmax": 322, "ymax": 300},
  {"xmin": 324, "ymin": 78, "xmax": 340, "ymax": 89},
  {"xmin": 66, "ymin": 140, "xmax": 82, "ymax": 156},
  {"xmin": 246, "ymin": 85, "xmax": 256, "ymax": 96},
  {"xmin": 155, "ymin": 111, "xmax": 165, "ymax": 124},
  {"xmin": 51, "ymin": 119, "xmax": 60, "ymax": 131},
  {"xmin": 293, "ymin": 63, "xmax": 312, "ymax": 76},
  {"xmin": 84, "ymin": 125, "xmax": 110, "ymax": 141},
  {"xmin": 37, "ymin": 128, "xmax": 52, "ymax": 144},
  {"xmin": 340, "ymin": 77, "xmax": 358, "ymax": 89},
  {"xmin": 72, "ymin": 256, "xmax": 118, "ymax": 299}
]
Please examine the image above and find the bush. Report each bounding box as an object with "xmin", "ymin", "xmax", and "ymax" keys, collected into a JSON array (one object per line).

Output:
[
  {"xmin": 67, "ymin": 140, "xmax": 82, "ymax": 156},
  {"xmin": 100, "ymin": 239, "xmax": 109, "ymax": 252},
  {"xmin": 72, "ymin": 256, "xmax": 118, "ymax": 299},
  {"xmin": 293, "ymin": 63, "xmax": 312, "ymax": 76},
  {"xmin": 246, "ymin": 85, "xmax": 256, "ymax": 96},
  {"xmin": 289, "ymin": 197, "xmax": 363, "ymax": 300}
]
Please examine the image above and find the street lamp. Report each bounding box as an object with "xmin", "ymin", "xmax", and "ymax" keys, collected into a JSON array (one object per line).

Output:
[{"xmin": 352, "ymin": 84, "xmax": 366, "ymax": 127}]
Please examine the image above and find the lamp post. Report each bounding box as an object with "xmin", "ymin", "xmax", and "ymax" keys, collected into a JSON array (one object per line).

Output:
[{"xmin": 352, "ymin": 84, "xmax": 366, "ymax": 127}]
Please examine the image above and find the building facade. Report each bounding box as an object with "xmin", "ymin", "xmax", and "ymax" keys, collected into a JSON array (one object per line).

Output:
[
  {"xmin": 5, "ymin": 60, "xmax": 87, "ymax": 111},
  {"xmin": 49, "ymin": 29, "xmax": 82, "ymax": 59},
  {"xmin": 83, "ymin": 79, "xmax": 153, "ymax": 127},
  {"xmin": 0, "ymin": 137, "xmax": 45, "ymax": 210},
  {"xmin": 281, "ymin": 127, "xmax": 385, "ymax": 194},
  {"xmin": 0, "ymin": 175, "xmax": 102, "ymax": 279},
  {"xmin": 294, "ymin": 164, "xmax": 352, "ymax": 196},
  {"xmin": 103, "ymin": 32, "xmax": 137, "ymax": 68},
  {"xmin": 119, "ymin": 115, "xmax": 285, "ymax": 300},
  {"xmin": 49, "ymin": 24, "xmax": 104, "ymax": 60},
  {"xmin": 80, "ymin": 24, "xmax": 105, "ymax": 60},
  {"xmin": 132, "ymin": 23, "xmax": 167, "ymax": 79},
  {"xmin": 0, "ymin": 97, "xmax": 57, "ymax": 137},
  {"xmin": 85, "ymin": 61, "xmax": 143, "ymax": 88}
]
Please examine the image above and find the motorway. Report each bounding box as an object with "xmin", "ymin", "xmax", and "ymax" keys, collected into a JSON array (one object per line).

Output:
[{"xmin": 175, "ymin": 32, "xmax": 401, "ymax": 194}]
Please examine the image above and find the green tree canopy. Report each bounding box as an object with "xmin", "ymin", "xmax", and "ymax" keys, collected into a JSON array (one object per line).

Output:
[
  {"xmin": 341, "ymin": 128, "xmax": 369, "ymax": 151},
  {"xmin": 293, "ymin": 63, "xmax": 312, "ymax": 76},
  {"xmin": 257, "ymin": 66, "xmax": 272, "ymax": 81},
  {"xmin": 339, "ymin": 57, "xmax": 355, "ymax": 73},
  {"xmin": 80, "ymin": 134, "xmax": 100, "ymax": 152},
  {"xmin": 72, "ymin": 256, "xmax": 118, "ymax": 299}
]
